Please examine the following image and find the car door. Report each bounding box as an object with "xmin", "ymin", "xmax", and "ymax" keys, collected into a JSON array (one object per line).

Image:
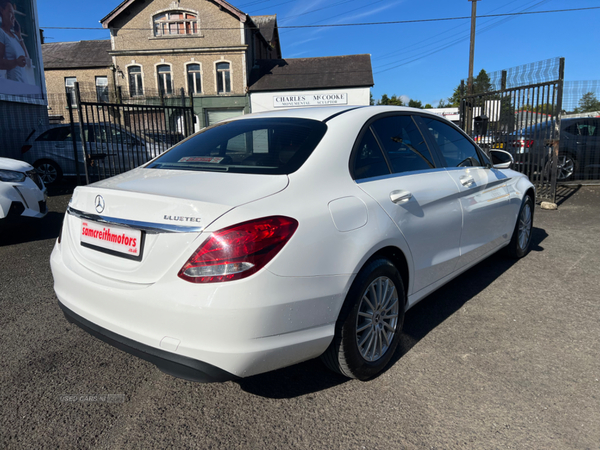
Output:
[
  {"xmin": 573, "ymin": 119, "xmax": 600, "ymax": 180},
  {"xmin": 416, "ymin": 115, "xmax": 512, "ymax": 269},
  {"xmin": 34, "ymin": 126, "xmax": 72, "ymax": 165},
  {"xmin": 30, "ymin": 126, "xmax": 84, "ymax": 176},
  {"xmin": 352, "ymin": 114, "xmax": 463, "ymax": 295}
]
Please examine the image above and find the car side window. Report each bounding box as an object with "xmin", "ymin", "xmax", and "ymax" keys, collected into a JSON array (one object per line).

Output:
[
  {"xmin": 576, "ymin": 122, "xmax": 598, "ymax": 137},
  {"xmin": 352, "ymin": 128, "xmax": 391, "ymax": 180},
  {"xmin": 371, "ymin": 115, "xmax": 435, "ymax": 174},
  {"xmin": 564, "ymin": 124, "xmax": 578, "ymax": 135},
  {"xmin": 421, "ymin": 117, "xmax": 484, "ymax": 168},
  {"xmin": 35, "ymin": 127, "xmax": 71, "ymax": 142}
]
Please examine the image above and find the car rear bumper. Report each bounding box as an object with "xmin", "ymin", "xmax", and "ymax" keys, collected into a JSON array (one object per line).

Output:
[
  {"xmin": 50, "ymin": 240, "xmax": 348, "ymax": 380},
  {"xmin": 58, "ymin": 301, "xmax": 237, "ymax": 382}
]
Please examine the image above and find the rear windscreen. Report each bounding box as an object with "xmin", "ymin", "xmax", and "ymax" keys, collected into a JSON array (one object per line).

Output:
[{"xmin": 147, "ymin": 118, "xmax": 328, "ymax": 175}]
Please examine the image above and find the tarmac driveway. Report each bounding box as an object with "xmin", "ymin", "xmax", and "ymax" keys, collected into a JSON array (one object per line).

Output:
[{"xmin": 1, "ymin": 184, "xmax": 599, "ymax": 449}]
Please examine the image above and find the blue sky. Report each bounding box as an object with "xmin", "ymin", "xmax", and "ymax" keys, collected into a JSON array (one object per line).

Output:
[{"xmin": 37, "ymin": 0, "xmax": 600, "ymax": 107}]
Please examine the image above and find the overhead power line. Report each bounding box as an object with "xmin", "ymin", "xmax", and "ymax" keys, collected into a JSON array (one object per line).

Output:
[
  {"xmin": 373, "ymin": 0, "xmax": 554, "ymax": 74},
  {"xmin": 41, "ymin": 6, "xmax": 600, "ymax": 32}
]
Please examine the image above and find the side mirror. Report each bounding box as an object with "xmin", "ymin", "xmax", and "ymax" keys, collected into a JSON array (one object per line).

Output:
[{"xmin": 490, "ymin": 149, "xmax": 513, "ymax": 169}]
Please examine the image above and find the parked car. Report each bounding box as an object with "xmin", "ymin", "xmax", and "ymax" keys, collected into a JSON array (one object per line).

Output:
[
  {"xmin": 494, "ymin": 117, "xmax": 600, "ymax": 181},
  {"xmin": 52, "ymin": 106, "xmax": 534, "ymax": 382},
  {"xmin": 0, "ymin": 157, "xmax": 47, "ymax": 228},
  {"xmin": 21, "ymin": 123, "xmax": 156, "ymax": 185}
]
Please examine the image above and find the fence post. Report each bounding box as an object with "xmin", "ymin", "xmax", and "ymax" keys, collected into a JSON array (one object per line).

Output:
[
  {"xmin": 459, "ymin": 80, "xmax": 466, "ymax": 130},
  {"xmin": 66, "ymin": 89, "xmax": 81, "ymax": 185},
  {"xmin": 74, "ymin": 82, "xmax": 90, "ymax": 185},
  {"xmin": 549, "ymin": 58, "xmax": 566, "ymax": 205},
  {"xmin": 189, "ymin": 90, "xmax": 195, "ymax": 134},
  {"xmin": 180, "ymin": 87, "xmax": 189, "ymax": 137}
]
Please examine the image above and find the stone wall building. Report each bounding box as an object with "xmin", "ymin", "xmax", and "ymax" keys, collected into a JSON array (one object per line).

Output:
[
  {"xmin": 42, "ymin": 40, "xmax": 113, "ymax": 122},
  {"xmin": 40, "ymin": 0, "xmax": 373, "ymax": 131},
  {"xmin": 100, "ymin": 0, "xmax": 280, "ymax": 127}
]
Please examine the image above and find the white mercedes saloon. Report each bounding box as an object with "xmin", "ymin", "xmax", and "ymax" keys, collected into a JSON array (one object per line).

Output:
[{"xmin": 51, "ymin": 106, "xmax": 535, "ymax": 382}]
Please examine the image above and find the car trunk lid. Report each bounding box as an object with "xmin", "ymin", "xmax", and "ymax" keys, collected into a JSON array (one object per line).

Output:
[{"xmin": 63, "ymin": 168, "xmax": 289, "ymax": 284}]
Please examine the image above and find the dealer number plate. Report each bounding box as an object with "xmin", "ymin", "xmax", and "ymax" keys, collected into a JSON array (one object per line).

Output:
[{"xmin": 80, "ymin": 220, "xmax": 143, "ymax": 260}]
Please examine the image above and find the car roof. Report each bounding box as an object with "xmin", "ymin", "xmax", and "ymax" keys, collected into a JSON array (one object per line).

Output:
[{"xmin": 228, "ymin": 105, "xmax": 447, "ymax": 123}]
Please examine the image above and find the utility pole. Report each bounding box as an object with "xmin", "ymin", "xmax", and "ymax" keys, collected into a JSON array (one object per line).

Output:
[{"xmin": 467, "ymin": 0, "xmax": 480, "ymax": 95}]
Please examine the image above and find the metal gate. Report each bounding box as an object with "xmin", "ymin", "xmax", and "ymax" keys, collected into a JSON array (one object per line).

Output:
[
  {"xmin": 460, "ymin": 58, "xmax": 565, "ymax": 203},
  {"xmin": 72, "ymin": 82, "xmax": 195, "ymax": 184}
]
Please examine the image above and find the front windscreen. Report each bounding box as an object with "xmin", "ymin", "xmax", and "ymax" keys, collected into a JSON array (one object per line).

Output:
[{"xmin": 147, "ymin": 118, "xmax": 328, "ymax": 175}]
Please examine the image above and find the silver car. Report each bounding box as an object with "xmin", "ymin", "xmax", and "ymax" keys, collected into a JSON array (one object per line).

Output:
[{"xmin": 21, "ymin": 123, "xmax": 156, "ymax": 184}]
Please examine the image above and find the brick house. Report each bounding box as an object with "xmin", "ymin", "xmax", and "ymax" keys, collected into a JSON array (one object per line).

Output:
[
  {"xmin": 42, "ymin": 40, "xmax": 113, "ymax": 122},
  {"xmin": 40, "ymin": 0, "xmax": 373, "ymax": 131},
  {"xmin": 100, "ymin": 0, "xmax": 280, "ymax": 127}
]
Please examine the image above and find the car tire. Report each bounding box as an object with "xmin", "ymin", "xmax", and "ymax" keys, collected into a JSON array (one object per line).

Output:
[
  {"xmin": 546, "ymin": 153, "xmax": 578, "ymax": 182},
  {"xmin": 321, "ymin": 258, "xmax": 405, "ymax": 380},
  {"xmin": 34, "ymin": 160, "xmax": 62, "ymax": 185},
  {"xmin": 505, "ymin": 195, "xmax": 534, "ymax": 259},
  {"xmin": 556, "ymin": 153, "xmax": 578, "ymax": 181}
]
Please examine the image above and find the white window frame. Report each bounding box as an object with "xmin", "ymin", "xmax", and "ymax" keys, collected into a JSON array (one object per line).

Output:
[
  {"xmin": 65, "ymin": 77, "xmax": 77, "ymax": 107},
  {"xmin": 152, "ymin": 9, "xmax": 200, "ymax": 37},
  {"xmin": 185, "ymin": 62, "xmax": 202, "ymax": 95},
  {"xmin": 95, "ymin": 76, "xmax": 109, "ymax": 103},
  {"xmin": 127, "ymin": 64, "xmax": 144, "ymax": 97},
  {"xmin": 156, "ymin": 63, "xmax": 173, "ymax": 96},
  {"xmin": 215, "ymin": 60, "xmax": 232, "ymax": 95}
]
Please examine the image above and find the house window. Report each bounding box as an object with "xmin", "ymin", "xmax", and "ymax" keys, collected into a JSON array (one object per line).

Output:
[
  {"xmin": 216, "ymin": 62, "xmax": 231, "ymax": 94},
  {"xmin": 154, "ymin": 11, "xmax": 199, "ymax": 36},
  {"xmin": 65, "ymin": 77, "xmax": 76, "ymax": 107},
  {"xmin": 186, "ymin": 64, "xmax": 201, "ymax": 94},
  {"xmin": 96, "ymin": 76, "xmax": 109, "ymax": 103},
  {"xmin": 157, "ymin": 65, "xmax": 173, "ymax": 95},
  {"xmin": 128, "ymin": 66, "xmax": 144, "ymax": 97}
]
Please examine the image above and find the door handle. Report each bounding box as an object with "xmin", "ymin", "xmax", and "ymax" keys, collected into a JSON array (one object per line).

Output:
[
  {"xmin": 390, "ymin": 190, "xmax": 412, "ymax": 204},
  {"xmin": 460, "ymin": 175, "xmax": 475, "ymax": 187}
]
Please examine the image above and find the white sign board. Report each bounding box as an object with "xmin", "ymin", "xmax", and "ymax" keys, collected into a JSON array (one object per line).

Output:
[{"xmin": 273, "ymin": 93, "xmax": 348, "ymax": 108}]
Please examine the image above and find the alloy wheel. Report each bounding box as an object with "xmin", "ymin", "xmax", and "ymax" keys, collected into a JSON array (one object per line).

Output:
[
  {"xmin": 36, "ymin": 163, "xmax": 58, "ymax": 184},
  {"xmin": 355, "ymin": 276, "xmax": 399, "ymax": 362},
  {"xmin": 557, "ymin": 155, "xmax": 575, "ymax": 181},
  {"xmin": 518, "ymin": 202, "xmax": 533, "ymax": 250}
]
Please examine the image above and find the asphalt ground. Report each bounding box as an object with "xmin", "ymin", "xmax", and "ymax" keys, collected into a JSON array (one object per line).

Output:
[{"xmin": 1, "ymin": 182, "xmax": 599, "ymax": 449}]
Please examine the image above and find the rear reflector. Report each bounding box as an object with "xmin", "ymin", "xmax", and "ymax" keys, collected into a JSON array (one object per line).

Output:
[{"xmin": 178, "ymin": 216, "xmax": 298, "ymax": 283}]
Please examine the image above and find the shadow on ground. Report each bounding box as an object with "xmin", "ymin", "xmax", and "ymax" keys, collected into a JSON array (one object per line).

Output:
[
  {"xmin": 555, "ymin": 185, "xmax": 581, "ymax": 206},
  {"xmin": 237, "ymin": 226, "xmax": 549, "ymax": 399},
  {"xmin": 0, "ymin": 211, "xmax": 64, "ymax": 247},
  {"xmin": 46, "ymin": 178, "xmax": 78, "ymax": 197}
]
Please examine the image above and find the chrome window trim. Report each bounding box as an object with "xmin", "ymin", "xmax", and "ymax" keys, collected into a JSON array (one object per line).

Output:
[
  {"xmin": 67, "ymin": 207, "xmax": 204, "ymax": 234},
  {"xmin": 355, "ymin": 167, "xmax": 447, "ymax": 184}
]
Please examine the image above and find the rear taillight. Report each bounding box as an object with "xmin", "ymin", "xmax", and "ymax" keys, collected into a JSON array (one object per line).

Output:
[
  {"xmin": 21, "ymin": 145, "xmax": 32, "ymax": 154},
  {"xmin": 509, "ymin": 139, "xmax": 534, "ymax": 148},
  {"xmin": 178, "ymin": 216, "xmax": 298, "ymax": 283}
]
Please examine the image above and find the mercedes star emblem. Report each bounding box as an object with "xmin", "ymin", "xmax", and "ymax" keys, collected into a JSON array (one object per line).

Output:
[{"xmin": 95, "ymin": 195, "xmax": 105, "ymax": 214}]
